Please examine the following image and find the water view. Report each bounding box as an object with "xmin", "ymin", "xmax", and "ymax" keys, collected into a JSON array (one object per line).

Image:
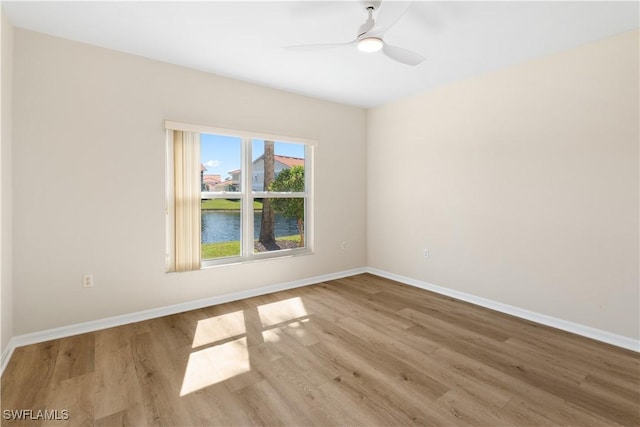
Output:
[{"xmin": 201, "ymin": 211, "xmax": 299, "ymax": 243}]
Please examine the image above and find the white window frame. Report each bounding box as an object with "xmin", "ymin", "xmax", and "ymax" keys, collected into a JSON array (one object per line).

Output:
[{"xmin": 165, "ymin": 121, "xmax": 315, "ymax": 269}]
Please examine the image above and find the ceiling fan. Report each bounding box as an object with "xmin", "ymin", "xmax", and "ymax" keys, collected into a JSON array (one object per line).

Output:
[{"xmin": 285, "ymin": 1, "xmax": 425, "ymax": 66}]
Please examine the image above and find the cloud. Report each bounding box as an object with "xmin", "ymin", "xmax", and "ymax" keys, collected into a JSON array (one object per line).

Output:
[{"xmin": 205, "ymin": 160, "xmax": 221, "ymax": 168}]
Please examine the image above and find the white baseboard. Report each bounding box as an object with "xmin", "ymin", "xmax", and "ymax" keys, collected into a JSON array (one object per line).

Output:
[
  {"xmin": 3, "ymin": 265, "xmax": 637, "ymax": 376},
  {"xmin": 1, "ymin": 340, "xmax": 16, "ymax": 376},
  {"xmin": 0, "ymin": 267, "xmax": 367, "ymax": 376},
  {"xmin": 366, "ymin": 267, "xmax": 640, "ymax": 353}
]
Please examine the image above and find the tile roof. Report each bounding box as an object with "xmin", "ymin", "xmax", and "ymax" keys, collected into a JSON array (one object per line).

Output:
[
  {"xmin": 203, "ymin": 174, "xmax": 221, "ymax": 184},
  {"xmin": 274, "ymin": 155, "xmax": 304, "ymax": 168},
  {"xmin": 226, "ymin": 155, "xmax": 303, "ymax": 175}
]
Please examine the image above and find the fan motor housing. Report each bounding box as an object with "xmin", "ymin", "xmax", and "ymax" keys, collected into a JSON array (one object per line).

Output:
[{"xmin": 361, "ymin": 1, "xmax": 382, "ymax": 11}]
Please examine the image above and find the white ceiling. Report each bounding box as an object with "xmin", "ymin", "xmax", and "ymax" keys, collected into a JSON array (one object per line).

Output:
[{"xmin": 3, "ymin": 1, "xmax": 639, "ymax": 108}]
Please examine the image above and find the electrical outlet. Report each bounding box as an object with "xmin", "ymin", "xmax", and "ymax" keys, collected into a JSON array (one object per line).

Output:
[
  {"xmin": 423, "ymin": 249, "xmax": 429, "ymax": 258},
  {"xmin": 82, "ymin": 274, "xmax": 93, "ymax": 288}
]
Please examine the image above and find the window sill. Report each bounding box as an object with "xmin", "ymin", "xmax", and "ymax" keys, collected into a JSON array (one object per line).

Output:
[{"xmin": 199, "ymin": 247, "xmax": 313, "ymax": 270}]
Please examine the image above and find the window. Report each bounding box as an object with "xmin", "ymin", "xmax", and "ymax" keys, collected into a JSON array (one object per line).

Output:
[{"xmin": 165, "ymin": 121, "xmax": 314, "ymax": 271}]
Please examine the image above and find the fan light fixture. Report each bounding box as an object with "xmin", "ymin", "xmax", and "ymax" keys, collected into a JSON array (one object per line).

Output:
[
  {"xmin": 357, "ymin": 37, "xmax": 383, "ymax": 53},
  {"xmin": 283, "ymin": 1, "xmax": 425, "ymax": 66}
]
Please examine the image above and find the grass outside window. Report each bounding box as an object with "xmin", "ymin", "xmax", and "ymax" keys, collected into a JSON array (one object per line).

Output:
[
  {"xmin": 201, "ymin": 199, "xmax": 262, "ymax": 211},
  {"xmin": 202, "ymin": 234, "xmax": 301, "ymax": 259}
]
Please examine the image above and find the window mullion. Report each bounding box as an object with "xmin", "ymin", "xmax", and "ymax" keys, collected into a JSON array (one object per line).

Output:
[
  {"xmin": 305, "ymin": 144, "xmax": 313, "ymax": 254},
  {"xmin": 252, "ymin": 192, "xmax": 307, "ymax": 199},
  {"xmin": 242, "ymin": 138, "xmax": 253, "ymax": 258},
  {"xmin": 201, "ymin": 191, "xmax": 243, "ymax": 202}
]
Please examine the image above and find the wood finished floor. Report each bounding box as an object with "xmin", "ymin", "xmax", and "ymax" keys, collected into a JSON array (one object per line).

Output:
[{"xmin": 2, "ymin": 274, "xmax": 639, "ymax": 426}]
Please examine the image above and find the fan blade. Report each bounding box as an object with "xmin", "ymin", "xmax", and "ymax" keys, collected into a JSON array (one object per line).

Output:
[
  {"xmin": 283, "ymin": 40, "xmax": 357, "ymax": 51},
  {"xmin": 382, "ymin": 43, "xmax": 425, "ymax": 66},
  {"xmin": 372, "ymin": 1, "xmax": 412, "ymax": 34}
]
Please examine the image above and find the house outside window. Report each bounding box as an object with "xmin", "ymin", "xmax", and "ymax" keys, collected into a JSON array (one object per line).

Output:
[{"xmin": 251, "ymin": 154, "xmax": 305, "ymax": 191}]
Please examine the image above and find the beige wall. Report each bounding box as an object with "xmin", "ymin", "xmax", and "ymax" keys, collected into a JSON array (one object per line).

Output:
[
  {"xmin": 367, "ymin": 30, "xmax": 639, "ymax": 340},
  {"xmin": 1, "ymin": 10, "xmax": 14, "ymax": 354},
  {"xmin": 12, "ymin": 29, "xmax": 366, "ymax": 335}
]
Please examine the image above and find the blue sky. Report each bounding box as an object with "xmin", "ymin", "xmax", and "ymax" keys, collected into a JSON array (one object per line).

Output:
[{"xmin": 201, "ymin": 134, "xmax": 305, "ymax": 179}]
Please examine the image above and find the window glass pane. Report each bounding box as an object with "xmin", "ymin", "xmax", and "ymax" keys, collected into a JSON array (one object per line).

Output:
[
  {"xmin": 253, "ymin": 198, "xmax": 305, "ymax": 253},
  {"xmin": 251, "ymin": 139, "xmax": 306, "ymax": 192},
  {"xmin": 201, "ymin": 134, "xmax": 242, "ymax": 192},
  {"xmin": 201, "ymin": 201, "xmax": 242, "ymax": 260}
]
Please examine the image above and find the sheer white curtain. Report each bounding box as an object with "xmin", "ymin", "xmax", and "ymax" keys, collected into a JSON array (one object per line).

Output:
[{"xmin": 172, "ymin": 130, "xmax": 201, "ymax": 272}]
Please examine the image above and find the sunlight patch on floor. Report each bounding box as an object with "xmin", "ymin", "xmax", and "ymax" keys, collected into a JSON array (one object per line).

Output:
[
  {"xmin": 261, "ymin": 329, "xmax": 282, "ymax": 344},
  {"xmin": 182, "ymin": 299, "xmax": 311, "ymax": 396},
  {"xmin": 257, "ymin": 297, "xmax": 309, "ymax": 327},
  {"xmin": 191, "ymin": 310, "xmax": 246, "ymax": 348},
  {"xmin": 180, "ymin": 337, "xmax": 250, "ymax": 396},
  {"xmin": 282, "ymin": 319, "xmax": 311, "ymax": 339}
]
